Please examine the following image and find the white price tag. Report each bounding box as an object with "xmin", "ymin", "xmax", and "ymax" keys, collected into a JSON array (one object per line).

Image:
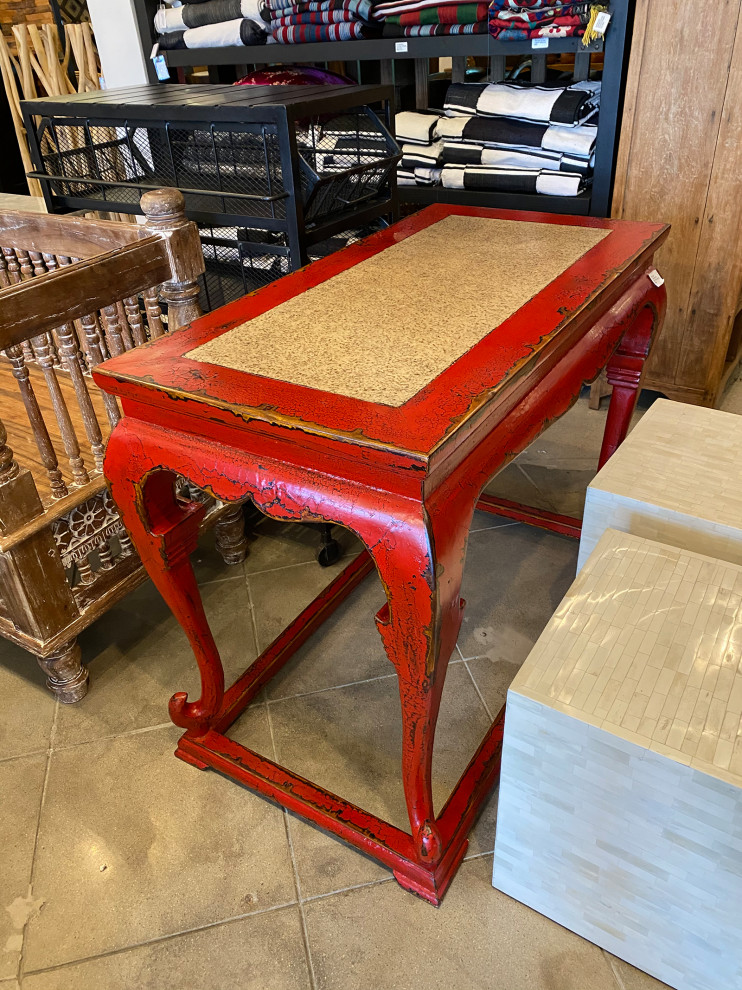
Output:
[
  {"xmin": 395, "ymin": 41, "xmax": 408, "ymax": 52},
  {"xmin": 594, "ymin": 11, "xmax": 611, "ymax": 35},
  {"xmin": 150, "ymin": 42, "xmax": 160, "ymax": 59},
  {"xmin": 648, "ymin": 269, "xmax": 665, "ymax": 287},
  {"xmin": 531, "ymin": 37, "xmax": 549, "ymax": 49}
]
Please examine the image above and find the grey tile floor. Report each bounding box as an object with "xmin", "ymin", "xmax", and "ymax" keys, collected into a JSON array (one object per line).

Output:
[{"xmin": 4, "ymin": 386, "xmax": 742, "ymax": 989}]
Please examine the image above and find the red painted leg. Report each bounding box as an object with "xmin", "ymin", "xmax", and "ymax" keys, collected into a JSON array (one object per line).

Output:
[
  {"xmin": 368, "ymin": 491, "xmax": 475, "ymax": 903},
  {"xmin": 104, "ymin": 424, "xmax": 225, "ymax": 736},
  {"xmin": 599, "ymin": 276, "xmax": 667, "ymax": 469}
]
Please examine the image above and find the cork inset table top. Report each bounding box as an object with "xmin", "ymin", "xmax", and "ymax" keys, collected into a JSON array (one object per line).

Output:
[
  {"xmin": 188, "ymin": 215, "xmax": 609, "ymax": 406},
  {"xmin": 513, "ymin": 528, "xmax": 742, "ymax": 787}
]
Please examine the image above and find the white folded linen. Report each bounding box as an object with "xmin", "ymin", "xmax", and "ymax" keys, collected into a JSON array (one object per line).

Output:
[
  {"xmin": 395, "ymin": 111, "xmax": 442, "ymax": 145},
  {"xmin": 542, "ymin": 123, "xmax": 598, "ymax": 158}
]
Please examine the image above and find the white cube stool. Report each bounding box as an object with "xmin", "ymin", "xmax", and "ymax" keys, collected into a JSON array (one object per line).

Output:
[
  {"xmin": 493, "ymin": 529, "xmax": 742, "ymax": 990},
  {"xmin": 578, "ymin": 399, "xmax": 742, "ymax": 572}
]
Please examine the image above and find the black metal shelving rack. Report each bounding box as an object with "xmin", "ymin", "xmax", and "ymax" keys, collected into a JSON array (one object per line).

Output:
[
  {"xmin": 21, "ymin": 83, "xmax": 399, "ymax": 308},
  {"xmin": 130, "ymin": 0, "xmax": 631, "ymax": 218}
]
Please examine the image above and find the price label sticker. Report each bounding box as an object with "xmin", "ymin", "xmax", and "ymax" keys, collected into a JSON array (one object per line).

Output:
[
  {"xmin": 153, "ymin": 54, "xmax": 170, "ymax": 81},
  {"xmin": 531, "ymin": 37, "xmax": 549, "ymax": 49},
  {"xmin": 594, "ymin": 11, "xmax": 611, "ymax": 35},
  {"xmin": 150, "ymin": 42, "xmax": 160, "ymax": 59},
  {"xmin": 648, "ymin": 269, "xmax": 665, "ymax": 287},
  {"xmin": 395, "ymin": 41, "xmax": 408, "ymax": 52}
]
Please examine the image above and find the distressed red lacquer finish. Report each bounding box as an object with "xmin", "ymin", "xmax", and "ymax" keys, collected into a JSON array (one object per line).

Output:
[{"xmin": 94, "ymin": 206, "xmax": 669, "ymax": 905}]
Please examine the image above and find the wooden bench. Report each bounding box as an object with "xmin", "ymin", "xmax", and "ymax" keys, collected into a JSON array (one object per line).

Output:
[{"xmin": 0, "ymin": 189, "xmax": 247, "ymax": 703}]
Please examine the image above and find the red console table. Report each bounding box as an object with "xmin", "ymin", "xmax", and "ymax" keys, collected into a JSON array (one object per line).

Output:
[{"xmin": 94, "ymin": 205, "xmax": 668, "ymax": 905}]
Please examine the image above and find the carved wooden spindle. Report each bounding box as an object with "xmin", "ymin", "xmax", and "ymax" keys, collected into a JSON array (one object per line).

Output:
[
  {"xmin": 46, "ymin": 254, "xmax": 88, "ymax": 373},
  {"xmin": 143, "ymin": 286, "xmax": 165, "ymax": 339},
  {"xmin": 5, "ymin": 345, "xmax": 68, "ymax": 498},
  {"xmin": 53, "ymin": 318, "xmax": 106, "ymax": 472},
  {"xmin": 100, "ymin": 303, "xmax": 127, "ymax": 357},
  {"xmin": 116, "ymin": 301, "xmax": 135, "ymax": 351},
  {"xmin": 16, "ymin": 248, "xmax": 34, "ymax": 280},
  {"xmin": 0, "ymin": 416, "xmax": 20, "ymax": 486},
  {"xmin": 1, "ymin": 249, "xmax": 36, "ymax": 363},
  {"xmin": 76, "ymin": 553, "xmax": 95, "ymax": 585},
  {"xmin": 30, "ymin": 335, "xmax": 90, "ymax": 487},
  {"xmin": 123, "ymin": 296, "xmax": 148, "ymax": 347},
  {"xmin": 141, "ymin": 188, "xmax": 204, "ymax": 331},
  {"xmin": 98, "ymin": 539, "xmax": 115, "ymax": 571},
  {"xmin": 78, "ymin": 312, "xmax": 120, "ymax": 428},
  {"xmin": 118, "ymin": 528, "xmax": 135, "ymax": 556},
  {"xmin": 27, "ymin": 252, "xmax": 63, "ymax": 368}
]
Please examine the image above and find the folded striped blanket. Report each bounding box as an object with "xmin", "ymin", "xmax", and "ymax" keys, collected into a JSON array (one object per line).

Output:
[
  {"xmin": 396, "ymin": 110, "xmax": 442, "ymax": 144},
  {"xmin": 266, "ymin": 0, "xmax": 370, "ymax": 11},
  {"xmin": 441, "ymin": 164, "xmax": 584, "ymax": 196},
  {"xmin": 490, "ymin": 0, "xmax": 590, "ymax": 22},
  {"xmin": 271, "ymin": 20, "xmax": 367, "ymax": 39},
  {"xmin": 383, "ymin": 20, "xmax": 487, "ymax": 33},
  {"xmin": 414, "ymin": 166, "xmax": 442, "ymax": 185},
  {"xmin": 373, "ymin": 0, "xmax": 480, "ymax": 17},
  {"xmin": 272, "ymin": 9, "xmax": 362, "ymax": 23},
  {"xmin": 440, "ymin": 142, "xmax": 591, "ymax": 173},
  {"xmin": 397, "ymin": 168, "xmax": 417, "ymax": 185},
  {"xmin": 436, "ymin": 114, "xmax": 598, "ymax": 157},
  {"xmin": 401, "ymin": 140, "xmax": 444, "ymax": 168},
  {"xmin": 489, "ymin": 18, "xmax": 586, "ymax": 39},
  {"xmin": 155, "ymin": 0, "xmax": 268, "ymax": 32},
  {"xmin": 385, "ymin": 2, "xmax": 486, "ymax": 23},
  {"xmin": 490, "ymin": 0, "xmax": 579, "ymax": 7},
  {"xmin": 157, "ymin": 18, "xmax": 268, "ymax": 47},
  {"xmin": 443, "ymin": 81, "xmax": 600, "ymax": 125}
]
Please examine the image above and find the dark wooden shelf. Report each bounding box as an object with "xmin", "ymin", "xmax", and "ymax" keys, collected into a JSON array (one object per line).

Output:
[
  {"xmin": 399, "ymin": 185, "xmax": 592, "ymax": 216},
  {"xmin": 162, "ymin": 35, "xmax": 603, "ymax": 67}
]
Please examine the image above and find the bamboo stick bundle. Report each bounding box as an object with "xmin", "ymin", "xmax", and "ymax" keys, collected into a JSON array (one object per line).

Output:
[{"xmin": 0, "ymin": 20, "xmax": 101, "ymax": 197}]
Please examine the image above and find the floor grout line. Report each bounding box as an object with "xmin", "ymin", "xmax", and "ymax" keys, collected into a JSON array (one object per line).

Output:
[
  {"xmin": 301, "ymin": 875, "xmax": 395, "ymax": 904},
  {"xmin": 0, "ymin": 748, "xmax": 48, "ymax": 766},
  {"xmin": 20, "ymin": 901, "xmax": 300, "ymax": 979},
  {"xmin": 267, "ymin": 670, "xmax": 397, "ymax": 705},
  {"xmin": 469, "ymin": 521, "xmax": 522, "ymax": 534},
  {"xmin": 463, "ymin": 660, "xmax": 494, "ymax": 723},
  {"xmin": 263, "ymin": 691, "xmax": 317, "ymax": 990},
  {"xmin": 243, "ymin": 549, "xmax": 360, "ymax": 580},
  {"xmin": 17, "ymin": 700, "xmax": 59, "ymax": 984},
  {"xmin": 49, "ymin": 720, "xmax": 175, "ymax": 754}
]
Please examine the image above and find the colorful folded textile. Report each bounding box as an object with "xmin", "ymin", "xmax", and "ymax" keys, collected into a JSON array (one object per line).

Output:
[
  {"xmin": 266, "ymin": 0, "xmax": 371, "ymax": 12},
  {"xmin": 444, "ymin": 81, "xmax": 600, "ymax": 125},
  {"xmin": 155, "ymin": 0, "xmax": 268, "ymax": 32},
  {"xmin": 157, "ymin": 18, "xmax": 268, "ymax": 47},
  {"xmin": 271, "ymin": 20, "xmax": 367, "ymax": 39},
  {"xmin": 488, "ymin": 0, "xmax": 591, "ymax": 38},
  {"xmin": 441, "ymin": 164, "xmax": 583, "ymax": 195},
  {"xmin": 272, "ymin": 9, "xmax": 362, "ymax": 23},
  {"xmin": 384, "ymin": 2, "xmax": 487, "ymax": 24},
  {"xmin": 395, "ymin": 110, "xmax": 442, "ymax": 144},
  {"xmin": 383, "ymin": 20, "xmax": 487, "ymax": 33},
  {"xmin": 436, "ymin": 114, "xmax": 598, "ymax": 157},
  {"xmin": 373, "ymin": 0, "xmax": 485, "ymax": 17}
]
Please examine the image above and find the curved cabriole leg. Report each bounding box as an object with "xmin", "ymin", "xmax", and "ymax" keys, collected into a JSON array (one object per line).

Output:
[
  {"xmin": 599, "ymin": 280, "xmax": 667, "ymax": 469},
  {"xmin": 37, "ymin": 639, "xmax": 88, "ymax": 703},
  {"xmin": 104, "ymin": 424, "xmax": 224, "ymax": 736},
  {"xmin": 364, "ymin": 492, "xmax": 475, "ymax": 901},
  {"xmin": 214, "ymin": 503, "xmax": 248, "ymax": 565}
]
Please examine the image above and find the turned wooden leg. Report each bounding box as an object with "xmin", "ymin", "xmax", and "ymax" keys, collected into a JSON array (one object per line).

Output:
[
  {"xmin": 599, "ymin": 281, "xmax": 667, "ymax": 469},
  {"xmin": 214, "ymin": 503, "xmax": 248, "ymax": 565},
  {"xmin": 37, "ymin": 639, "xmax": 89, "ymax": 703},
  {"xmin": 104, "ymin": 422, "xmax": 225, "ymax": 735}
]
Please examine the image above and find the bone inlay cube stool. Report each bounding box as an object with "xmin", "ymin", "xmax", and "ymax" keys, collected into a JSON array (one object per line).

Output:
[
  {"xmin": 579, "ymin": 398, "xmax": 742, "ymax": 572},
  {"xmin": 493, "ymin": 528, "xmax": 742, "ymax": 990}
]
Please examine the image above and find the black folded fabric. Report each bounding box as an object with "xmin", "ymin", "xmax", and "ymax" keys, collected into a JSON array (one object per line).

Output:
[
  {"xmin": 441, "ymin": 142, "xmax": 483, "ymax": 164},
  {"xmin": 240, "ymin": 17, "xmax": 268, "ymax": 41},
  {"xmin": 444, "ymin": 82, "xmax": 486, "ymax": 115},
  {"xmin": 157, "ymin": 30, "xmax": 186, "ymax": 49},
  {"xmin": 463, "ymin": 115, "xmax": 548, "ymax": 148},
  {"xmin": 183, "ymin": 0, "xmax": 242, "ymax": 26}
]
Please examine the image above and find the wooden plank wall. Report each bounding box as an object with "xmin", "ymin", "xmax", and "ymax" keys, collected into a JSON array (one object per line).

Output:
[{"xmin": 612, "ymin": 0, "xmax": 742, "ymax": 406}]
